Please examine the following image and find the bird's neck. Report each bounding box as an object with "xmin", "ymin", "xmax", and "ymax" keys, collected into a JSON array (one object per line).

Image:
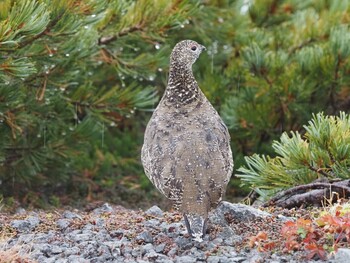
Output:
[{"xmin": 164, "ymin": 61, "xmax": 201, "ymax": 107}]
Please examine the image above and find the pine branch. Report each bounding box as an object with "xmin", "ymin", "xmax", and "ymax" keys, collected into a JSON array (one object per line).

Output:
[
  {"xmin": 308, "ymin": 165, "xmax": 331, "ymax": 178},
  {"xmin": 329, "ymin": 54, "xmax": 341, "ymax": 113},
  {"xmin": 288, "ymin": 38, "xmax": 315, "ymax": 55},
  {"xmin": 18, "ymin": 11, "xmax": 64, "ymax": 49},
  {"xmin": 98, "ymin": 25, "xmax": 143, "ymax": 45}
]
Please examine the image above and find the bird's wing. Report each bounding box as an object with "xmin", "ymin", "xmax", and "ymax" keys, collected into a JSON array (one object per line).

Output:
[{"xmin": 141, "ymin": 105, "xmax": 233, "ymax": 210}]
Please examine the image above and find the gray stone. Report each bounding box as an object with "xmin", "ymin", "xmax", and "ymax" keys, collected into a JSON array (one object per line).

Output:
[
  {"xmin": 51, "ymin": 245, "xmax": 64, "ymax": 254},
  {"xmin": 136, "ymin": 230, "xmax": 153, "ymax": 243},
  {"xmin": 131, "ymin": 247, "xmax": 142, "ymax": 257},
  {"xmin": 155, "ymin": 243, "xmax": 166, "ymax": 253},
  {"xmin": 189, "ymin": 248, "xmax": 205, "ymax": 261},
  {"xmin": 212, "ymin": 237, "xmax": 223, "ymax": 245},
  {"xmin": 53, "ymin": 258, "xmax": 68, "ymax": 263},
  {"xmin": 141, "ymin": 243, "xmax": 155, "ymax": 255},
  {"xmin": 17, "ymin": 233, "xmax": 34, "ymax": 244},
  {"xmin": 145, "ymin": 205, "xmax": 164, "ymax": 217},
  {"xmin": 15, "ymin": 207, "xmax": 26, "ymax": 214},
  {"xmin": 63, "ymin": 210, "xmax": 82, "ymax": 220},
  {"xmin": 110, "ymin": 229, "xmax": 125, "ymax": 239},
  {"xmin": 216, "ymin": 256, "xmax": 234, "ymax": 263},
  {"xmin": 334, "ymin": 248, "xmax": 350, "ymax": 263},
  {"xmin": 213, "ymin": 202, "xmax": 271, "ymax": 226},
  {"xmin": 167, "ymin": 246, "xmax": 178, "ymax": 257},
  {"xmin": 144, "ymin": 250, "xmax": 161, "ymax": 260},
  {"xmin": 37, "ymin": 256, "xmax": 58, "ymax": 263},
  {"xmin": 67, "ymin": 255, "xmax": 89, "ymax": 262},
  {"xmin": 175, "ymin": 236, "xmax": 193, "ymax": 250},
  {"xmin": 155, "ymin": 259, "xmax": 174, "ymax": 263},
  {"xmin": 121, "ymin": 244, "xmax": 133, "ymax": 257},
  {"xmin": 39, "ymin": 243, "xmax": 52, "ymax": 254},
  {"xmin": 216, "ymin": 226, "xmax": 242, "ymax": 245},
  {"xmin": 175, "ymin": 255, "xmax": 196, "ymax": 263},
  {"xmin": 82, "ymin": 223, "xmax": 95, "ymax": 231},
  {"xmin": 93, "ymin": 203, "xmax": 113, "ymax": 214},
  {"xmin": 72, "ymin": 232, "xmax": 93, "ymax": 242},
  {"xmin": 232, "ymin": 256, "xmax": 247, "ymax": 262},
  {"xmin": 207, "ymin": 256, "xmax": 221, "ymax": 263},
  {"xmin": 64, "ymin": 246, "xmax": 80, "ymax": 256},
  {"xmin": 95, "ymin": 218, "xmax": 106, "ymax": 228},
  {"xmin": 57, "ymin": 219, "xmax": 70, "ymax": 230},
  {"xmin": 143, "ymin": 219, "xmax": 160, "ymax": 228},
  {"xmin": 10, "ymin": 216, "xmax": 40, "ymax": 232},
  {"xmin": 82, "ymin": 241, "xmax": 100, "ymax": 258},
  {"xmin": 91, "ymin": 246, "xmax": 114, "ymax": 263}
]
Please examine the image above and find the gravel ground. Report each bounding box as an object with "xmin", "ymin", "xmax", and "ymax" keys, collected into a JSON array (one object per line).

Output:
[{"xmin": 0, "ymin": 202, "xmax": 345, "ymax": 262}]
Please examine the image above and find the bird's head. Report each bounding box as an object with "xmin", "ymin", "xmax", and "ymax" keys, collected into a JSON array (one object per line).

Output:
[{"xmin": 170, "ymin": 40, "xmax": 206, "ymax": 69}]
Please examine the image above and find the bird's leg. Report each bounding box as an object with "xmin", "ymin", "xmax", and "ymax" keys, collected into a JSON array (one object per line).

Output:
[
  {"xmin": 183, "ymin": 213, "xmax": 207, "ymax": 242},
  {"xmin": 183, "ymin": 213, "xmax": 192, "ymax": 236}
]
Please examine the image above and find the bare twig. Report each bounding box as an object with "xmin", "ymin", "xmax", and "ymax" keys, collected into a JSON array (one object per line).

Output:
[{"xmin": 263, "ymin": 180, "xmax": 350, "ymax": 208}]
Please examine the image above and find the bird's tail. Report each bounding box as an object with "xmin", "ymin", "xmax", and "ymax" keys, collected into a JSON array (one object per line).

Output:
[{"xmin": 183, "ymin": 213, "xmax": 208, "ymax": 242}]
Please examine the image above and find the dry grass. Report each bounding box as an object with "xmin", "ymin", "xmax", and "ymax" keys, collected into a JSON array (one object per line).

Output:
[{"xmin": 0, "ymin": 244, "xmax": 36, "ymax": 263}]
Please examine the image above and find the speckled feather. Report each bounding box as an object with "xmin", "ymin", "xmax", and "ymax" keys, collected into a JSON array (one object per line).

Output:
[{"xmin": 141, "ymin": 40, "xmax": 233, "ymax": 240}]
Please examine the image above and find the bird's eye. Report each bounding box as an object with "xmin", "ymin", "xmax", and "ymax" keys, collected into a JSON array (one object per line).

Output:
[{"xmin": 191, "ymin": 46, "xmax": 197, "ymax": 51}]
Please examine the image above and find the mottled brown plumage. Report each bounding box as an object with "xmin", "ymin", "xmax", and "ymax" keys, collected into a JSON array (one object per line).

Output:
[{"xmin": 141, "ymin": 40, "xmax": 233, "ymax": 241}]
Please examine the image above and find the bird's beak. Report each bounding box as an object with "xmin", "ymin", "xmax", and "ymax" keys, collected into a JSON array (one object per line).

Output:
[{"xmin": 201, "ymin": 45, "xmax": 206, "ymax": 51}]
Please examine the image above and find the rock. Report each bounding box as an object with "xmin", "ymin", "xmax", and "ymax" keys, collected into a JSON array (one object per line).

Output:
[
  {"xmin": 167, "ymin": 246, "xmax": 178, "ymax": 257},
  {"xmin": 176, "ymin": 255, "xmax": 196, "ymax": 263},
  {"xmin": 212, "ymin": 237, "xmax": 223, "ymax": 245},
  {"xmin": 243, "ymin": 249, "xmax": 264, "ymax": 263},
  {"xmin": 212, "ymin": 201, "xmax": 271, "ymax": 226},
  {"xmin": 95, "ymin": 218, "xmax": 106, "ymax": 228},
  {"xmin": 110, "ymin": 229, "xmax": 125, "ymax": 239},
  {"xmin": 175, "ymin": 236, "xmax": 193, "ymax": 250},
  {"xmin": 15, "ymin": 207, "xmax": 26, "ymax": 214},
  {"xmin": 92, "ymin": 203, "xmax": 113, "ymax": 214},
  {"xmin": 56, "ymin": 219, "xmax": 70, "ymax": 230},
  {"xmin": 145, "ymin": 205, "xmax": 164, "ymax": 217},
  {"xmin": 217, "ymin": 256, "xmax": 235, "ymax": 263},
  {"xmin": 50, "ymin": 245, "xmax": 63, "ymax": 254},
  {"xmin": 64, "ymin": 246, "xmax": 80, "ymax": 256},
  {"xmin": 131, "ymin": 246, "xmax": 142, "ymax": 257},
  {"xmin": 18, "ymin": 233, "xmax": 35, "ymax": 244},
  {"xmin": 141, "ymin": 243, "xmax": 155, "ymax": 255},
  {"xmin": 95, "ymin": 229, "xmax": 111, "ymax": 242},
  {"xmin": 216, "ymin": 226, "xmax": 242, "ymax": 245},
  {"xmin": 143, "ymin": 219, "xmax": 160, "ymax": 228},
  {"xmin": 207, "ymin": 256, "xmax": 221, "ymax": 263},
  {"xmin": 11, "ymin": 216, "xmax": 40, "ymax": 232},
  {"xmin": 333, "ymin": 248, "xmax": 350, "ymax": 263},
  {"xmin": 71, "ymin": 232, "xmax": 93, "ymax": 242},
  {"xmin": 155, "ymin": 243, "xmax": 166, "ymax": 253},
  {"xmin": 37, "ymin": 256, "xmax": 57, "ymax": 263},
  {"xmin": 189, "ymin": 247, "xmax": 205, "ymax": 261},
  {"xmin": 63, "ymin": 210, "xmax": 82, "ymax": 220},
  {"xmin": 136, "ymin": 230, "xmax": 153, "ymax": 243},
  {"xmin": 67, "ymin": 255, "xmax": 90, "ymax": 262},
  {"xmin": 144, "ymin": 250, "xmax": 161, "ymax": 260}
]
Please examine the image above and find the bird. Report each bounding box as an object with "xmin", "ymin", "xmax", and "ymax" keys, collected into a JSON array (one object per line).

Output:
[{"xmin": 141, "ymin": 40, "xmax": 233, "ymax": 242}]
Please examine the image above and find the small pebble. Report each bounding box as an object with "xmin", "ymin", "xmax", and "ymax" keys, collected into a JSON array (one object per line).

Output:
[{"xmin": 145, "ymin": 205, "xmax": 164, "ymax": 217}]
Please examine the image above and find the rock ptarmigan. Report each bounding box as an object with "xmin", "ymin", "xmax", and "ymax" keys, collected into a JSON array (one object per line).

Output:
[{"xmin": 141, "ymin": 40, "xmax": 233, "ymax": 241}]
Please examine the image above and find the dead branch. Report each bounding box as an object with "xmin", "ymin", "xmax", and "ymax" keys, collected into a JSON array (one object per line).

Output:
[{"xmin": 263, "ymin": 179, "xmax": 350, "ymax": 208}]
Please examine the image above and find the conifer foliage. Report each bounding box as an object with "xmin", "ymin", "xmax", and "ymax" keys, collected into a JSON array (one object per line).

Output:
[
  {"xmin": 238, "ymin": 112, "xmax": 350, "ymax": 201},
  {"xmin": 1, "ymin": 0, "xmax": 350, "ymax": 206},
  {"xmin": 0, "ymin": 0, "xmax": 194, "ymax": 201},
  {"xmin": 221, "ymin": 1, "xmax": 350, "ymax": 162}
]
